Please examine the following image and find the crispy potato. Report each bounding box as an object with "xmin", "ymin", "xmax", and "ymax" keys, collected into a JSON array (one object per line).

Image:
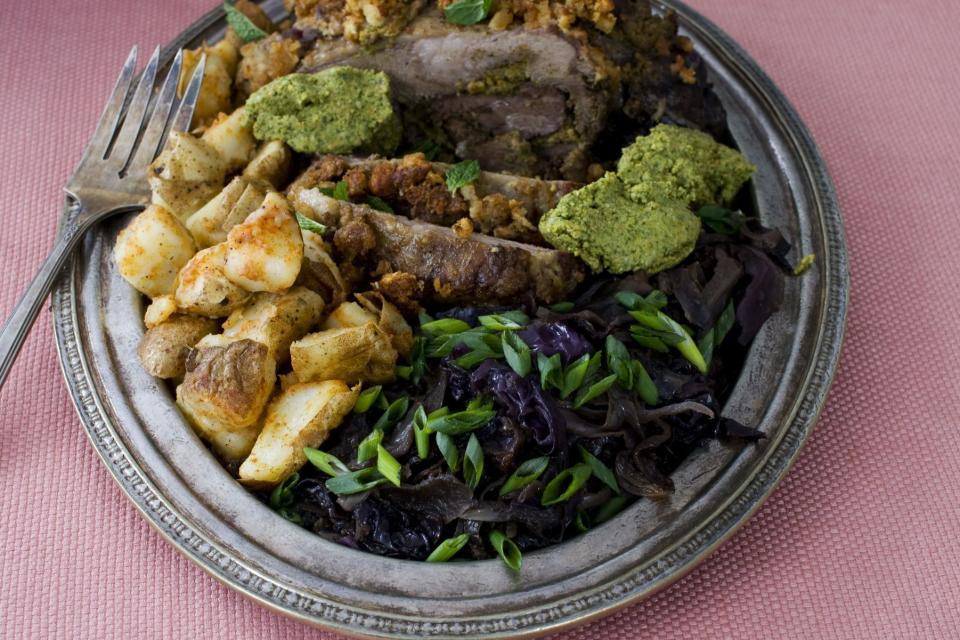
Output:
[
  {"xmin": 197, "ymin": 286, "xmax": 324, "ymax": 363},
  {"xmin": 114, "ymin": 205, "xmax": 197, "ymax": 298},
  {"xmin": 322, "ymin": 301, "xmax": 377, "ymax": 330},
  {"xmin": 224, "ymin": 192, "xmax": 303, "ymax": 292},
  {"xmin": 174, "ymin": 243, "xmax": 251, "ymax": 317},
  {"xmin": 144, "ymin": 295, "xmax": 178, "ymax": 329},
  {"xmin": 149, "ymin": 132, "xmax": 226, "ymax": 220},
  {"xmin": 137, "ymin": 314, "xmax": 220, "ymax": 379},
  {"xmin": 186, "ymin": 177, "xmax": 267, "ymax": 248},
  {"xmin": 297, "ymin": 229, "xmax": 348, "ymax": 307},
  {"xmin": 290, "ymin": 321, "xmax": 397, "ymax": 383},
  {"xmin": 238, "ymin": 380, "xmax": 359, "ymax": 487},
  {"xmin": 201, "ymin": 107, "xmax": 257, "ymax": 173},
  {"xmin": 355, "ymin": 291, "xmax": 413, "ymax": 357},
  {"xmin": 236, "ymin": 33, "xmax": 301, "ymax": 99},
  {"xmin": 176, "ymin": 339, "xmax": 276, "ymax": 461},
  {"xmin": 242, "ymin": 140, "xmax": 293, "ymax": 189},
  {"xmin": 179, "ymin": 40, "xmax": 238, "ymax": 128}
]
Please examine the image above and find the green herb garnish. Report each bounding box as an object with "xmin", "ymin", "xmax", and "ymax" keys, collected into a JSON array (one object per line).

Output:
[
  {"xmin": 488, "ymin": 530, "xmax": 522, "ymax": 571},
  {"xmin": 537, "ymin": 352, "xmax": 563, "ymax": 391},
  {"xmin": 413, "ymin": 405, "xmax": 430, "ymax": 459},
  {"xmin": 421, "ymin": 318, "xmax": 472, "ymax": 336},
  {"xmin": 376, "ymin": 444, "xmax": 402, "ymax": 486},
  {"xmin": 548, "ymin": 301, "xmax": 575, "ymax": 313},
  {"xmin": 425, "ymin": 406, "xmax": 496, "ymax": 435},
  {"xmin": 224, "ymin": 1, "xmax": 267, "ymax": 42},
  {"xmin": 499, "ymin": 456, "xmax": 549, "ymax": 496},
  {"xmin": 269, "ymin": 472, "xmax": 301, "ymax": 522},
  {"xmin": 698, "ymin": 328, "xmax": 715, "ymax": 370},
  {"xmin": 353, "ymin": 385, "xmax": 382, "ymax": 413},
  {"xmin": 716, "ymin": 300, "xmax": 736, "ymax": 344},
  {"xmin": 592, "ymin": 494, "xmax": 627, "ymax": 524},
  {"xmin": 501, "ymin": 331, "xmax": 531, "ymax": 377},
  {"xmin": 365, "ymin": 195, "xmax": 394, "ymax": 212},
  {"xmin": 445, "ymin": 159, "xmax": 481, "ymax": 192},
  {"xmin": 573, "ymin": 373, "xmax": 618, "ymax": 408},
  {"xmin": 620, "ymin": 292, "xmax": 708, "ymax": 374},
  {"xmin": 405, "ymin": 139, "xmax": 440, "ymax": 160},
  {"xmin": 463, "ymin": 433, "xmax": 484, "ymax": 490},
  {"xmin": 304, "ymin": 447, "xmax": 350, "ymax": 477},
  {"xmin": 559, "ymin": 352, "xmax": 601, "ymax": 399},
  {"xmin": 372, "ymin": 396, "xmax": 409, "ymax": 432},
  {"xmin": 356, "ymin": 428, "xmax": 384, "ymax": 463},
  {"xmin": 426, "ymin": 533, "xmax": 470, "ymax": 562},
  {"xmin": 541, "ymin": 463, "xmax": 592, "ymax": 506},
  {"xmin": 295, "ymin": 212, "xmax": 328, "ymax": 236},
  {"xmin": 478, "ymin": 311, "xmax": 528, "ymax": 331}
]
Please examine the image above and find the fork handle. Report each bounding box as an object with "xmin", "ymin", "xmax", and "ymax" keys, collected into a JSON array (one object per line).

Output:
[{"xmin": 0, "ymin": 215, "xmax": 90, "ymax": 390}]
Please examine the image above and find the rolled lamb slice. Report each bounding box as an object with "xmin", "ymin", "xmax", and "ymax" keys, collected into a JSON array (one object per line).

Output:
[
  {"xmin": 286, "ymin": 154, "xmax": 578, "ymax": 243},
  {"xmin": 294, "ymin": 188, "xmax": 584, "ymax": 305},
  {"xmin": 298, "ymin": 8, "xmax": 612, "ymax": 180}
]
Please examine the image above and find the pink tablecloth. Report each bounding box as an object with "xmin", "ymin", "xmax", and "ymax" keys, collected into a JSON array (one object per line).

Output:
[{"xmin": 2, "ymin": 1, "xmax": 958, "ymax": 637}]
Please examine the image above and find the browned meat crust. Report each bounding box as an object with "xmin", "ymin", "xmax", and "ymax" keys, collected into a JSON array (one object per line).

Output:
[{"xmin": 327, "ymin": 199, "xmax": 583, "ymax": 305}]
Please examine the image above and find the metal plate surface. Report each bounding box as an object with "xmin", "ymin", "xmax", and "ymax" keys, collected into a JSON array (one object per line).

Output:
[{"xmin": 52, "ymin": 2, "xmax": 848, "ymax": 637}]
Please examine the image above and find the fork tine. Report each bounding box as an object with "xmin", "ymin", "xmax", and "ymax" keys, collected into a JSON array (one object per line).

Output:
[
  {"xmin": 169, "ymin": 54, "xmax": 206, "ymax": 134},
  {"xmin": 83, "ymin": 46, "xmax": 138, "ymax": 161},
  {"xmin": 108, "ymin": 46, "xmax": 161, "ymax": 172},
  {"xmin": 126, "ymin": 49, "xmax": 184, "ymax": 173}
]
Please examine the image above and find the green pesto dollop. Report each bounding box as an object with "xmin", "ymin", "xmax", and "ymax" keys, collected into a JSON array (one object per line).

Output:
[
  {"xmin": 617, "ymin": 124, "xmax": 756, "ymax": 207},
  {"xmin": 539, "ymin": 173, "xmax": 701, "ymax": 274},
  {"xmin": 244, "ymin": 68, "xmax": 401, "ymax": 155}
]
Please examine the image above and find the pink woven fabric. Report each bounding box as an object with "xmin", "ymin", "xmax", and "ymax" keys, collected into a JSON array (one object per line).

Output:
[{"xmin": 2, "ymin": 0, "xmax": 959, "ymax": 637}]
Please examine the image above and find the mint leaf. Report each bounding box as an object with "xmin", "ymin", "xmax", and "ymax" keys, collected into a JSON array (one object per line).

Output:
[
  {"xmin": 224, "ymin": 1, "xmax": 267, "ymax": 42},
  {"xmin": 443, "ymin": 0, "xmax": 492, "ymax": 25},
  {"xmin": 446, "ymin": 159, "xmax": 481, "ymax": 193},
  {"xmin": 365, "ymin": 195, "xmax": 394, "ymax": 212},
  {"xmin": 295, "ymin": 212, "xmax": 328, "ymax": 236}
]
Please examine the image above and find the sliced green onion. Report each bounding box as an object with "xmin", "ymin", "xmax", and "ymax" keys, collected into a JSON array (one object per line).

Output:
[
  {"xmin": 425, "ymin": 407, "xmax": 496, "ymax": 435},
  {"xmin": 560, "ymin": 354, "xmax": 591, "ymax": 399},
  {"xmin": 501, "ymin": 331, "xmax": 531, "ymax": 377},
  {"xmin": 573, "ymin": 373, "xmax": 618, "ymax": 408},
  {"xmin": 715, "ymin": 300, "xmax": 735, "ymax": 345},
  {"xmin": 421, "ymin": 318, "xmax": 472, "ymax": 336},
  {"xmin": 413, "ymin": 405, "xmax": 430, "ymax": 459},
  {"xmin": 574, "ymin": 512, "xmax": 591, "ymax": 533},
  {"xmin": 541, "ymin": 463, "xmax": 592, "ymax": 506},
  {"xmin": 376, "ymin": 445, "xmax": 402, "ymax": 487},
  {"xmin": 548, "ymin": 301, "xmax": 575, "ymax": 313},
  {"xmin": 592, "ymin": 495, "xmax": 628, "ymax": 524},
  {"xmin": 488, "ymin": 530, "xmax": 522, "ymax": 571},
  {"xmin": 499, "ymin": 456, "xmax": 549, "ymax": 496},
  {"xmin": 356, "ymin": 428, "xmax": 384, "ymax": 463},
  {"xmin": 537, "ymin": 352, "xmax": 563, "ymax": 391},
  {"xmin": 630, "ymin": 309, "xmax": 708, "ymax": 374},
  {"xmin": 372, "ymin": 396, "xmax": 409, "ymax": 432},
  {"xmin": 269, "ymin": 472, "xmax": 299, "ymax": 510},
  {"xmin": 325, "ymin": 467, "xmax": 387, "ymax": 495},
  {"xmin": 632, "ymin": 360, "xmax": 659, "ymax": 406},
  {"xmin": 478, "ymin": 311, "xmax": 528, "ymax": 331},
  {"xmin": 426, "ymin": 533, "xmax": 470, "ymax": 562},
  {"xmin": 698, "ymin": 328, "xmax": 715, "ymax": 370},
  {"xmin": 436, "ymin": 431, "xmax": 460, "ymax": 472},
  {"xmin": 463, "ymin": 433, "xmax": 484, "ymax": 490},
  {"xmin": 578, "ymin": 446, "xmax": 621, "ymax": 494},
  {"xmin": 353, "ymin": 385, "xmax": 382, "ymax": 413},
  {"xmin": 304, "ymin": 448, "xmax": 350, "ymax": 477}
]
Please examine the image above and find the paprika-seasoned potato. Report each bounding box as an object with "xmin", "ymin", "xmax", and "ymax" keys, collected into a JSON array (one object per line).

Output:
[
  {"xmin": 176, "ymin": 339, "xmax": 276, "ymax": 461},
  {"xmin": 238, "ymin": 380, "xmax": 359, "ymax": 487},
  {"xmin": 178, "ymin": 39, "xmax": 238, "ymax": 129},
  {"xmin": 290, "ymin": 321, "xmax": 397, "ymax": 384},
  {"xmin": 137, "ymin": 314, "xmax": 220, "ymax": 379},
  {"xmin": 197, "ymin": 286, "xmax": 324, "ymax": 363},
  {"xmin": 242, "ymin": 140, "xmax": 293, "ymax": 189},
  {"xmin": 114, "ymin": 205, "xmax": 196, "ymax": 298},
  {"xmin": 224, "ymin": 192, "xmax": 303, "ymax": 292},
  {"xmin": 174, "ymin": 243, "xmax": 251, "ymax": 317},
  {"xmin": 149, "ymin": 132, "xmax": 226, "ymax": 220},
  {"xmin": 143, "ymin": 294, "xmax": 178, "ymax": 329},
  {"xmin": 201, "ymin": 106, "xmax": 257, "ymax": 173},
  {"xmin": 186, "ymin": 177, "xmax": 266, "ymax": 248}
]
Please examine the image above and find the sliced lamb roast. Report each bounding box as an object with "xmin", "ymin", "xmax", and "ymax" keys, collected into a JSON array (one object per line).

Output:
[
  {"xmin": 294, "ymin": 3, "xmax": 728, "ymax": 180},
  {"xmin": 287, "ymin": 153, "xmax": 578, "ymax": 244},
  {"xmin": 293, "ymin": 188, "xmax": 584, "ymax": 305}
]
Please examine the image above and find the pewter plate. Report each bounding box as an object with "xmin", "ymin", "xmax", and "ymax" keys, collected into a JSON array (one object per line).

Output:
[{"xmin": 52, "ymin": 2, "xmax": 848, "ymax": 637}]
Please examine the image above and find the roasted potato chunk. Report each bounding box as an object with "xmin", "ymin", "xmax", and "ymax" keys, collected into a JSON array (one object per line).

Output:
[
  {"xmin": 186, "ymin": 177, "xmax": 266, "ymax": 248},
  {"xmin": 198, "ymin": 286, "xmax": 324, "ymax": 363},
  {"xmin": 224, "ymin": 192, "xmax": 303, "ymax": 292},
  {"xmin": 201, "ymin": 107, "xmax": 257, "ymax": 173},
  {"xmin": 322, "ymin": 301, "xmax": 377, "ymax": 329},
  {"xmin": 174, "ymin": 243, "xmax": 251, "ymax": 317},
  {"xmin": 176, "ymin": 339, "xmax": 276, "ymax": 461},
  {"xmin": 242, "ymin": 140, "xmax": 293, "ymax": 189},
  {"xmin": 143, "ymin": 295, "xmax": 178, "ymax": 329},
  {"xmin": 149, "ymin": 132, "xmax": 226, "ymax": 220},
  {"xmin": 114, "ymin": 205, "xmax": 196, "ymax": 298},
  {"xmin": 297, "ymin": 229, "xmax": 348, "ymax": 307},
  {"xmin": 179, "ymin": 39, "xmax": 238, "ymax": 128},
  {"xmin": 355, "ymin": 291, "xmax": 413, "ymax": 357},
  {"xmin": 236, "ymin": 33, "xmax": 301, "ymax": 99},
  {"xmin": 238, "ymin": 380, "xmax": 359, "ymax": 486},
  {"xmin": 290, "ymin": 322, "xmax": 397, "ymax": 384},
  {"xmin": 137, "ymin": 314, "xmax": 220, "ymax": 379}
]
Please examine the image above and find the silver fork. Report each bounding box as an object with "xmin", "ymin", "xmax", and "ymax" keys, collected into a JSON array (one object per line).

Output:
[{"xmin": 0, "ymin": 46, "xmax": 206, "ymax": 389}]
